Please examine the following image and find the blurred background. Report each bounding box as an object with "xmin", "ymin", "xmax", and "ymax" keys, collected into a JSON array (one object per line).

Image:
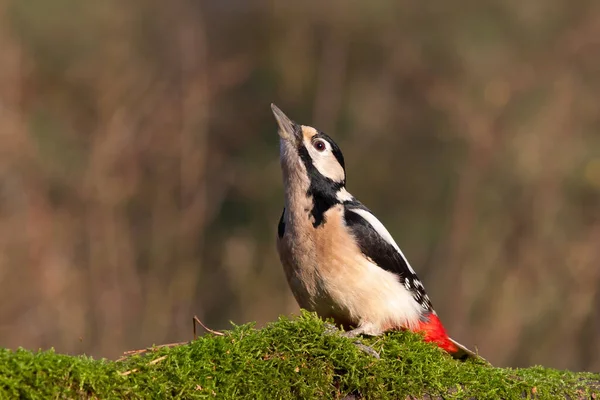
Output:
[{"xmin": 0, "ymin": 0, "xmax": 599, "ymax": 371}]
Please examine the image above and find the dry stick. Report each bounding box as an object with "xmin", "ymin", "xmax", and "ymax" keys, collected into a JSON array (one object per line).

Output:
[
  {"xmin": 117, "ymin": 341, "xmax": 189, "ymax": 362},
  {"xmin": 119, "ymin": 368, "xmax": 138, "ymax": 376},
  {"xmin": 117, "ymin": 315, "xmax": 224, "ymax": 362},
  {"xmin": 123, "ymin": 341, "xmax": 189, "ymax": 355},
  {"xmin": 118, "ymin": 355, "xmax": 170, "ymax": 376},
  {"xmin": 193, "ymin": 315, "xmax": 224, "ymax": 337},
  {"xmin": 148, "ymin": 355, "xmax": 168, "ymax": 365},
  {"xmin": 193, "ymin": 315, "xmax": 197, "ymax": 340}
]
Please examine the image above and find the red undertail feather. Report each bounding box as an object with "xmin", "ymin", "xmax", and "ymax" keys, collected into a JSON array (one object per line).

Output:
[
  {"xmin": 416, "ymin": 313, "xmax": 458, "ymax": 353},
  {"xmin": 414, "ymin": 313, "xmax": 478, "ymax": 360}
]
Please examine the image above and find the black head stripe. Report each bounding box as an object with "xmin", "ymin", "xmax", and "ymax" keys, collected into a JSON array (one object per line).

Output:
[{"xmin": 298, "ymin": 144, "xmax": 344, "ymax": 227}]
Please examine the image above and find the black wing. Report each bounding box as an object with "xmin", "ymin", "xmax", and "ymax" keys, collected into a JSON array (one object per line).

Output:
[
  {"xmin": 343, "ymin": 203, "xmax": 433, "ymax": 311},
  {"xmin": 278, "ymin": 208, "xmax": 285, "ymax": 238}
]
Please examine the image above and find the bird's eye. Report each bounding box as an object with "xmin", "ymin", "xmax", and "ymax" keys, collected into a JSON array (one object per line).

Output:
[{"xmin": 313, "ymin": 140, "xmax": 326, "ymax": 152}]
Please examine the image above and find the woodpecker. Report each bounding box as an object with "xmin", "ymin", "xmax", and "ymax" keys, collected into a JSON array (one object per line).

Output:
[{"xmin": 271, "ymin": 104, "xmax": 477, "ymax": 360}]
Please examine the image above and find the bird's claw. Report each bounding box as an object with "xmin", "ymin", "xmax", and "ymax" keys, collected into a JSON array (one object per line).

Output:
[
  {"xmin": 324, "ymin": 322, "xmax": 339, "ymax": 335},
  {"xmin": 340, "ymin": 330, "xmax": 360, "ymax": 338},
  {"xmin": 323, "ymin": 323, "xmax": 379, "ymax": 358},
  {"xmin": 352, "ymin": 341, "xmax": 380, "ymax": 359}
]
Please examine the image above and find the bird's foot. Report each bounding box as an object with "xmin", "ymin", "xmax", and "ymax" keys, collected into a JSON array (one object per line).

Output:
[
  {"xmin": 323, "ymin": 324, "xmax": 379, "ymax": 358},
  {"xmin": 352, "ymin": 341, "xmax": 380, "ymax": 359},
  {"xmin": 323, "ymin": 322, "xmax": 340, "ymax": 335},
  {"xmin": 340, "ymin": 326, "xmax": 367, "ymax": 338}
]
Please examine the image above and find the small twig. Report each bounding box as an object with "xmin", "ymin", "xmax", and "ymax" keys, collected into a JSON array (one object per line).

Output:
[
  {"xmin": 124, "ymin": 341, "xmax": 188, "ymax": 355},
  {"xmin": 117, "ymin": 315, "xmax": 223, "ymax": 362},
  {"xmin": 119, "ymin": 368, "xmax": 138, "ymax": 376},
  {"xmin": 150, "ymin": 341, "xmax": 189, "ymax": 350},
  {"xmin": 148, "ymin": 355, "xmax": 168, "ymax": 365},
  {"xmin": 119, "ymin": 355, "xmax": 169, "ymax": 376},
  {"xmin": 193, "ymin": 315, "xmax": 197, "ymax": 340},
  {"xmin": 117, "ymin": 341, "xmax": 189, "ymax": 361},
  {"xmin": 193, "ymin": 315, "xmax": 224, "ymax": 337}
]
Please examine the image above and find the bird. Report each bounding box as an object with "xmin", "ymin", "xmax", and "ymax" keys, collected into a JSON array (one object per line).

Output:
[{"xmin": 271, "ymin": 103, "xmax": 477, "ymax": 360}]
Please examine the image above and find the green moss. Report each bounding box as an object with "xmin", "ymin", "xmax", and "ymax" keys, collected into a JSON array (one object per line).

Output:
[{"xmin": 1, "ymin": 312, "xmax": 598, "ymax": 399}]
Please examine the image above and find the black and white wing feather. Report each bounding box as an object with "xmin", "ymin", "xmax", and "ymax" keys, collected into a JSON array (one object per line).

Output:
[{"xmin": 343, "ymin": 203, "xmax": 433, "ymax": 312}]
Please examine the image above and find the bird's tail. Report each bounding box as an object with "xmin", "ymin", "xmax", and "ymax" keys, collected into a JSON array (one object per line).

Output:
[
  {"xmin": 416, "ymin": 313, "xmax": 482, "ymax": 361},
  {"xmin": 447, "ymin": 337, "xmax": 479, "ymax": 361}
]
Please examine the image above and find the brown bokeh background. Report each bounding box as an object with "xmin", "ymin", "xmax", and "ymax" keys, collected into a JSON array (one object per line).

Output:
[{"xmin": 0, "ymin": 0, "xmax": 599, "ymax": 371}]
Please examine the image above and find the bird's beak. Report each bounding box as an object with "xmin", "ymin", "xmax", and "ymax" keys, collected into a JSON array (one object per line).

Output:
[{"xmin": 271, "ymin": 103, "xmax": 301, "ymax": 143}]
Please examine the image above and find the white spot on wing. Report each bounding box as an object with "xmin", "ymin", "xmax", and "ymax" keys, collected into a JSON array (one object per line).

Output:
[{"xmin": 347, "ymin": 208, "xmax": 417, "ymax": 274}]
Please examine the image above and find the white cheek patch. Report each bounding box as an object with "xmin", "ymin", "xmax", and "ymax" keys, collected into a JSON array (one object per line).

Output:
[
  {"xmin": 348, "ymin": 208, "xmax": 417, "ymax": 275},
  {"xmin": 312, "ymin": 150, "xmax": 345, "ymax": 183},
  {"xmin": 302, "ymin": 134, "xmax": 345, "ymax": 183}
]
